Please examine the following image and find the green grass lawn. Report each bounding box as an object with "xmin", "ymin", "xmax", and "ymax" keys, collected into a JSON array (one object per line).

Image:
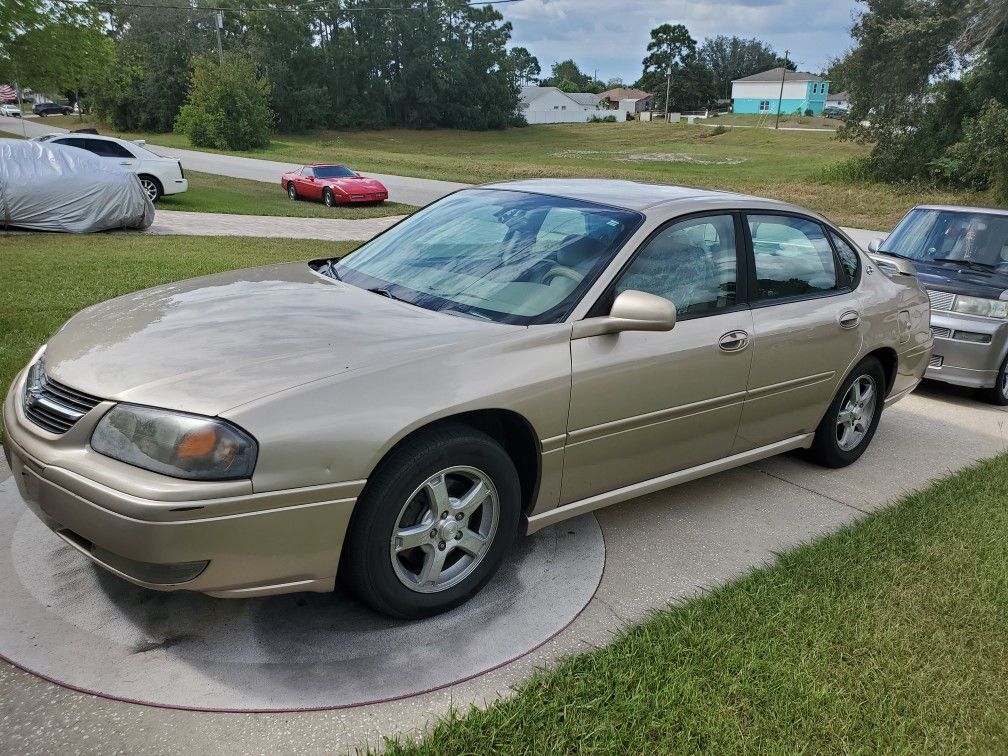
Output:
[
  {"xmin": 158, "ymin": 170, "xmax": 414, "ymax": 219},
  {"xmin": 35, "ymin": 117, "xmax": 1001, "ymax": 231},
  {"xmin": 387, "ymin": 454, "xmax": 1008, "ymax": 754},
  {"xmin": 0, "ymin": 234, "xmax": 356, "ymax": 431}
]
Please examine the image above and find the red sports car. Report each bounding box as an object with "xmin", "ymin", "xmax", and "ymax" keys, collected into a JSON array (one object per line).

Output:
[{"xmin": 281, "ymin": 164, "xmax": 388, "ymax": 206}]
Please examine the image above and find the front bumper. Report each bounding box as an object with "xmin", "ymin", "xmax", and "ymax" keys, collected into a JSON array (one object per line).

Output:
[
  {"xmin": 3, "ymin": 367, "xmax": 360, "ymax": 598},
  {"xmin": 927, "ymin": 311, "xmax": 1008, "ymax": 389}
]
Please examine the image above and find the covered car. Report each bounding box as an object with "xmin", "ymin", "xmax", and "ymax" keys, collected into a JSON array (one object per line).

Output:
[{"xmin": 0, "ymin": 138, "xmax": 154, "ymax": 233}]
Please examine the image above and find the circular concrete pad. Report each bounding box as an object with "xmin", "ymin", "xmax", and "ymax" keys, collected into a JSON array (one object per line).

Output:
[{"xmin": 0, "ymin": 478, "xmax": 603, "ymax": 711}]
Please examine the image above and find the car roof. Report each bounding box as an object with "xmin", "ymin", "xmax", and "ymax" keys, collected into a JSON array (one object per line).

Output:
[
  {"xmin": 308, "ymin": 163, "xmax": 349, "ymax": 167},
  {"xmin": 912, "ymin": 204, "xmax": 1008, "ymax": 218},
  {"xmin": 478, "ymin": 178, "xmax": 806, "ymax": 215}
]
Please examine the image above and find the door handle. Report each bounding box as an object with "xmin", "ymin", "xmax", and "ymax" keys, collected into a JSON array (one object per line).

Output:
[
  {"xmin": 718, "ymin": 330, "xmax": 750, "ymax": 352},
  {"xmin": 839, "ymin": 310, "xmax": 861, "ymax": 329}
]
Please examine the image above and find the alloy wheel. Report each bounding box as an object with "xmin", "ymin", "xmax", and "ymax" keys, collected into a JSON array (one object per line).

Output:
[
  {"xmin": 139, "ymin": 178, "xmax": 159, "ymax": 202},
  {"xmin": 836, "ymin": 375, "xmax": 877, "ymax": 452},
  {"xmin": 324, "ymin": 189, "xmax": 334, "ymax": 207},
  {"xmin": 288, "ymin": 184, "xmax": 297, "ymax": 200},
  {"xmin": 389, "ymin": 466, "xmax": 499, "ymax": 593}
]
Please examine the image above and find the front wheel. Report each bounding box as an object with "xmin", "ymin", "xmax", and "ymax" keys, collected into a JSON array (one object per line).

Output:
[
  {"xmin": 323, "ymin": 188, "xmax": 335, "ymax": 207},
  {"xmin": 982, "ymin": 355, "xmax": 1008, "ymax": 406},
  {"xmin": 287, "ymin": 182, "xmax": 298, "ymax": 201},
  {"xmin": 808, "ymin": 356, "xmax": 886, "ymax": 468},
  {"xmin": 341, "ymin": 424, "xmax": 521, "ymax": 619}
]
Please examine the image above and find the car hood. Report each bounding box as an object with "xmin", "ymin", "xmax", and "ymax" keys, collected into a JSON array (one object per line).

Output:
[
  {"xmin": 326, "ymin": 176, "xmax": 385, "ymax": 192},
  {"xmin": 913, "ymin": 260, "xmax": 1008, "ymax": 299},
  {"xmin": 42, "ymin": 263, "xmax": 504, "ymax": 416}
]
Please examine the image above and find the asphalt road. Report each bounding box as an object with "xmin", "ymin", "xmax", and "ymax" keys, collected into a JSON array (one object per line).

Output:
[{"xmin": 0, "ymin": 115, "xmax": 467, "ymax": 207}]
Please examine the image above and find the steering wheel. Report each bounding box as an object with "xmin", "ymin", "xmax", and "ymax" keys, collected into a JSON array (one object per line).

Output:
[{"xmin": 543, "ymin": 265, "xmax": 584, "ymax": 286}]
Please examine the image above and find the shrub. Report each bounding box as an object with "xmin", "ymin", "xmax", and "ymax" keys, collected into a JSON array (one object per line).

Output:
[
  {"xmin": 804, "ymin": 108, "xmax": 814, "ymax": 117},
  {"xmin": 710, "ymin": 124, "xmax": 728, "ymax": 135},
  {"xmin": 174, "ymin": 53, "xmax": 274, "ymax": 150},
  {"xmin": 939, "ymin": 98, "xmax": 1008, "ymax": 202},
  {"xmin": 588, "ymin": 114, "xmax": 617, "ymax": 123}
]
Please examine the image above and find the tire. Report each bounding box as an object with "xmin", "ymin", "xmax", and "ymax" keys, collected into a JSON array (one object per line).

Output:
[
  {"xmin": 341, "ymin": 423, "xmax": 522, "ymax": 619},
  {"xmin": 323, "ymin": 188, "xmax": 335, "ymax": 208},
  {"xmin": 287, "ymin": 182, "xmax": 298, "ymax": 201},
  {"xmin": 138, "ymin": 174, "xmax": 162, "ymax": 202},
  {"xmin": 982, "ymin": 355, "xmax": 1008, "ymax": 406},
  {"xmin": 808, "ymin": 356, "xmax": 886, "ymax": 468}
]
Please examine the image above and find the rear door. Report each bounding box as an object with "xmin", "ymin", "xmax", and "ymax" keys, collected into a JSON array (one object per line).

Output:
[
  {"xmin": 734, "ymin": 212, "xmax": 862, "ymax": 452},
  {"xmin": 562, "ymin": 212, "xmax": 754, "ymax": 504}
]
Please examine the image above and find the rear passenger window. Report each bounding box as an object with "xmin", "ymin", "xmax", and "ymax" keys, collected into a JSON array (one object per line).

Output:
[
  {"xmin": 748, "ymin": 215, "xmax": 837, "ymax": 301},
  {"xmin": 83, "ymin": 139, "xmax": 134, "ymax": 159},
  {"xmin": 828, "ymin": 230, "xmax": 861, "ymax": 280}
]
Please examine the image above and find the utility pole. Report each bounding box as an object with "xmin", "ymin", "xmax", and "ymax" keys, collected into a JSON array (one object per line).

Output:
[
  {"xmin": 215, "ymin": 10, "xmax": 224, "ymax": 64},
  {"xmin": 664, "ymin": 62, "xmax": 672, "ymax": 123},
  {"xmin": 774, "ymin": 50, "xmax": 789, "ymax": 130}
]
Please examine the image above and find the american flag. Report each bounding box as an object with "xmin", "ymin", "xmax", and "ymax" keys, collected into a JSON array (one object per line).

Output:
[{"xmin": 0, "ymin": 85, "xmax": 16, "ymax": 103}]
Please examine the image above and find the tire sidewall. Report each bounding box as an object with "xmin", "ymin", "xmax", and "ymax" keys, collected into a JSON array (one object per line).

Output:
[
  {"xmin": 345, "ymin": 428, "xmax": 521, "ymax": 619},
  {"xmin": 288, "ymin": 182, "xmax": 297, "ymax": 200},
  {"xmin": 323, "ymin": 188, "xmax": 333, "ymax": 207},
  {"xmin": 811, "ymin": 357, "xmax": 886, "ymax": 468},
  {"xmin": 986, "ymin": 355, "xmax": 1008, "ymax": 406}
]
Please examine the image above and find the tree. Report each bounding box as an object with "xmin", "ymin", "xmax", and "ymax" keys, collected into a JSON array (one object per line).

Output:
[
  {"xmin": 541, "ymin": 59, "xmax": 601, "ymax": 92},
  {"xmin": 699, "ymin": 35, "xmax": 785, "ymax": 99},
  {"xmin": 637, "ymin": 24, "xmax": 714, "ymax": 111},
  {"xmin": 174, "ymin": 53, "xmax": 274, "ymax": 150},
  {"xmin": 506, "ymin": 46, "xmax": 540, "ymax": 87}
]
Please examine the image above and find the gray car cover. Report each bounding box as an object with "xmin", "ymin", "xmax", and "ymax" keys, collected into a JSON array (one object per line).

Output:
[{"xmin": 0, "ymin": 138, "xmax": 154, "ymax": 233}]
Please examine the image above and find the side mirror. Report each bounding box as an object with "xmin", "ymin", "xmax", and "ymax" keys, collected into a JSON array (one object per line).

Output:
[
  {"xmin": 867, "ymin": 238, "xmax": 883, "ymax": 253},
  {"xmin": 868, "ymin": 252, "xmax": 917, "ymax": 278},
  {"xmin": 308, "ymin": 176, "xmax": 316, "ymax": 182},
  {"xmin": 572, "ymin": 290, "xmax": 677, "ymax": 340}
]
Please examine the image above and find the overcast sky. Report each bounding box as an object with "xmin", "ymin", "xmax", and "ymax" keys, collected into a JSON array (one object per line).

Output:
[{"xmin": 497, "ymin": 0, "xmax": 861, "ymax": 84}]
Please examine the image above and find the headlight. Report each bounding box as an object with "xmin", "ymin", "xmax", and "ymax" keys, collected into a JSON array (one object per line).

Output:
[
  {"xmin": 951, "ymin": 295, "xmax": 1008, "ymax": 319},
  {"xmin": 91, "ymin": 405, "xmax": 257, "ymax": 481}
]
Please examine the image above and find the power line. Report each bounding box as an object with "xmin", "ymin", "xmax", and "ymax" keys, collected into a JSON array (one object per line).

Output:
[{"xmin": 51, "ymin": 0, "xmax": 524, "ymax": 12}]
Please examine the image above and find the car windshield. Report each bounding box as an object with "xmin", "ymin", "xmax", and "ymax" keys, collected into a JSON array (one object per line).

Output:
[
  {"xmin": 333, "ymin": 189, "xmax": 643, "ymax": 324},
  {"xmin": 882, "ymin": 208, "xmax": 1008, "ymax": 272},
  {"xmin": 314, "ymin": 165, "xmax": 357, "ymax": 179}
]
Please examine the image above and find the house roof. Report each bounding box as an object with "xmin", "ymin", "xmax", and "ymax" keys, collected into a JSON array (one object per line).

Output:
[
  {"xmin": 599, "ymin": 87, "xmax": 651, "ymax": 102},
  {"xmin": 565, "ymin": 92, "xmax": 601, "ymax": 106},
  {"xmin": 520, "ymin": 86, "xmax": 600, "ymax": 108},
  {"xmin": 732, "ymin": 67, "xmax": 824, "ymax": 84},
  {"xmin": 827, "ymin": 91, "xmax": 849, "ymax": 101}
]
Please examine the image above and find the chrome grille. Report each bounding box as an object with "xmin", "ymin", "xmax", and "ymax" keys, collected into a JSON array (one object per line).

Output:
[
  {"xmin": 931, "ymin": 326, "xmax": 952, "ymax": 339},
  {"xmin": 926, "ymin": 289, "xmax": 956, "ymax": 312},
  {"xmin": 24, "ymin": 370, "xmax": 102, "ymax": 434}
]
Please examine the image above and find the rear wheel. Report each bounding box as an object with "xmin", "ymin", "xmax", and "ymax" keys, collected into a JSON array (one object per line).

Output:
[
  {"xmin": 138, "ymin": 175, "xmax": 162, "ymax": 202},
  {"xmin": 287, "ymin": 182, "xmax": 298, "ymax": 200},
  {"xmin": 982, "ymin": 355, "xmax": 1008, "ymax": 406},
  {"xmin": 341, "ymin": 423, "xmax": 521, "ymax": 619},
  {"xmin": 808, "ymin": 356, "xmax": 885, "ymax": 468}
]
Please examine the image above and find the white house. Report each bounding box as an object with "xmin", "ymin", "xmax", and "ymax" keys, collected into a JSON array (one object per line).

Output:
[
  {"xmin": 521, "ymin": 86, "xmax": 601, "ymax": 124},
  {"xmin": 826, "ymin": 91, "xmax": 851, "ymax": 111},
  {"xmin": 731, "ymin": 68, "xmax": 830, "ymax": 116}
]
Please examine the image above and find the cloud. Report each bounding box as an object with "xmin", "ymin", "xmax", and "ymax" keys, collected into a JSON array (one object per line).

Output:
[{"xmin": 499, "ymin": 0, "xmax": 858, "ymax": 83}]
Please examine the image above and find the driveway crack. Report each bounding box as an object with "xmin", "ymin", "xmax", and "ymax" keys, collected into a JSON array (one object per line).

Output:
[{"xmin": 756, "ymin": 467, "xmax": 871, "ymax": 515}]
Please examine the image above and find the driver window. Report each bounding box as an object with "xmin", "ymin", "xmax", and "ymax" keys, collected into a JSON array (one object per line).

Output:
[
  {"xmin": 613, "ymin": 214, "xmax": 737, "ymax": 317},
  {"xmin": 302, "ymin": 167, "xmax": 313, "ymax": 177}
]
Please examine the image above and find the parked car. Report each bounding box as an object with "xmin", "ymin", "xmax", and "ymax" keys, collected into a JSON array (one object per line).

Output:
[
  {"xmin": 281, "ymin": 164, "xmax": 388, "ymax": 206},
  {"xmin": 868, "ymin": 205, "xmax": 1008, "ymax": 404},
  {"xmin": 32, "ymin": 102, "xmax": 72, "ymax": 116},
  {"xmin": 32, "ymin": 132, "xmax": 187, "ymax": 201},
  {"xmin": 0, "ymin": 103, "xmax": 21, "ymax": 118},
  {"xmin": 823, "ymin": 105, "xmax": 849, "ymax": 119},
  {"xmin": 0, "ymin": 138, "xmax": 153, "ymax": 232},
  {"xmin": 2, "ymin": 180, "xmax": 931, "ymax": 618}
]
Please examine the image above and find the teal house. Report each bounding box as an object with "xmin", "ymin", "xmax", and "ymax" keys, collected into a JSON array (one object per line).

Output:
[{"xmin": 731, "ymin": 68, "xmax": 830, "ymax": 116}]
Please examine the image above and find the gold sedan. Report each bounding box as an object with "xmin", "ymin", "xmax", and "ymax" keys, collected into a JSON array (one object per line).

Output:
[{"xmin": 2, "ymin": 180, "xmax": 933, "ymax": 618}]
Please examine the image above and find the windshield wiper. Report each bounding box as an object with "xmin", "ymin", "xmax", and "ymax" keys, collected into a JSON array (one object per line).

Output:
[
  {"xmin": 932, "ymin": 257, "xmax": 996, "ymax": 271},
  {"xmin": 367, "ymin": 286, "xmax": 411, "ymax": 303},
  {"xmin": 318, "ymin": 258, "xmax": 341, "ymax": 280}
]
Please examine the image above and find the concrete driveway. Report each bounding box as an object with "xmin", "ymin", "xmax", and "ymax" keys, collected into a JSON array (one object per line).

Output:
[{"xmin": 1, "ymin": 381, "xmax": 1004, "ymax": 754}]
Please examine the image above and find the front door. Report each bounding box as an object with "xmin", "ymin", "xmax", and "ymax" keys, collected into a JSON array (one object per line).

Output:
[
  {"xmin": 734, "ymin": 212, "xmax": 863, "ymax": 451},
  {"xmin": 563, "ymin": 213, "xmax": 753, "ymax": 505}
]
